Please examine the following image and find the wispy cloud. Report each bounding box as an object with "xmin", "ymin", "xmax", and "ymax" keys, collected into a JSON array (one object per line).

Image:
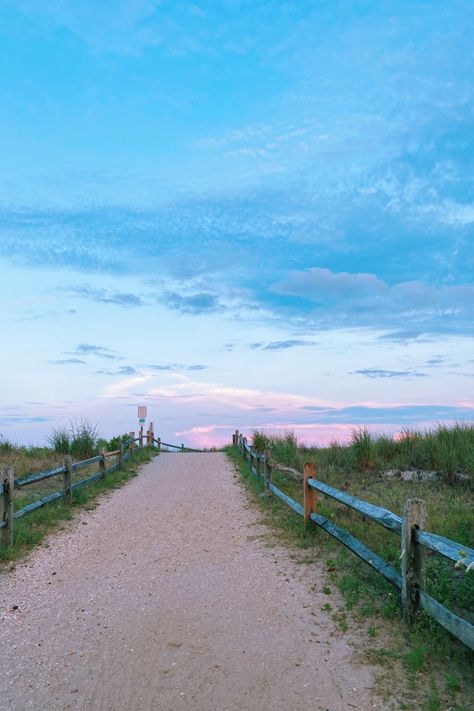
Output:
[
  {"xmin": 49, "ymin": 358, "xmax": 86, "ymax": 365},
  {"xmin": 353, "ymin": 368, "xmax": 429, "ymax": 379},
  {"xmin": 161, "ymin": 291, "xmax": 223, "ymax": 315},
  {"xmin": 146, "ymin": 363, "xmax": 207, "ymax": 372},
  {"xmin": 273, "ymin": 267, "xmax": 474, "ymax": 338},
  {"xmin": 65, "ymin": 285, "xmax": 145, "ymax": 308},
  {"xmin": 96, "ymin": 365, "xmax": 137, "ymax": 376},
  {"xmin": 249, "ymin": 339, "xmax": 317, "ymax": 351},
  {"xmin": 69, "ymin": 343, "xmax": 120, "ymax": 360}
]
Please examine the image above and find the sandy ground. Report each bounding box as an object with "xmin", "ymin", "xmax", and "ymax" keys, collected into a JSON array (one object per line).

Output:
[{"xmin": 0, "ymin": 452, "xmax": 386, "ymax": 711}]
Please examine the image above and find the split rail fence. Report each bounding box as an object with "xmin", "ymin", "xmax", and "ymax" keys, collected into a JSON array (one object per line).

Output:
[
  {"xmin": 233, "ymin": 430, "xmax": 474, "ymax": 652},
  {"xmin": 0, "ymin": 428, "xmax": 203, "ymax": 547}
]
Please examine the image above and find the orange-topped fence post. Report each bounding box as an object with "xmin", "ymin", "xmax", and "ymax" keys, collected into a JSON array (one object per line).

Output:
[{"xmin": 303, "ymin": 462, "xmax": 317, "ymax": 524}]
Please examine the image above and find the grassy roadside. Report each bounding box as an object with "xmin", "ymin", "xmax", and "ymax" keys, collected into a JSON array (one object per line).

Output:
[
  {"xmin": 225, "ymin": 445, "xmax": 474, "ymax": 711},
  {"xmin": 0, "ymin": 447, "xmax": 157, "ymax": 566}
]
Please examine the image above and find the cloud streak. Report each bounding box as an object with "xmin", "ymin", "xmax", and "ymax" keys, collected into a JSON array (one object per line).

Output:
[{"xmin": 353, "ymin": 368, "xmax": 429, "ymax": 379}]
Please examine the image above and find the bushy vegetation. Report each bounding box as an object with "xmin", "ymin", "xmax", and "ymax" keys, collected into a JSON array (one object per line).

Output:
[
  {"xmin": 227, "ymin": 434, "xmax": 474, "ymax": 710},
  {"xmin": 252, "ymin": 422, "xmax": 474, "ymax": 483},
  {"xmin": 47, "ymin": 418, "xmax": 101, "ymax": 459},
  {"xmin": 0, "ymin": 446, "xmax": 156, "ymax": 564},
  {"xmin": 0, "ymin": 424, "xmax": 130, "ymax": 478}
]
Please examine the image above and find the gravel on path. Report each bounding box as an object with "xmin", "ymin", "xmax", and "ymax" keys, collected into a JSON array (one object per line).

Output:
[{"xmin": 0, "ymin": 452, "xmax": 385, "ymax": 711}]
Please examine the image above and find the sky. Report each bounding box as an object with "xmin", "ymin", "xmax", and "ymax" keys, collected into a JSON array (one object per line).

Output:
[{"xmin": 0, "ymin": 0, "xmax": 473, "ymax": 448}]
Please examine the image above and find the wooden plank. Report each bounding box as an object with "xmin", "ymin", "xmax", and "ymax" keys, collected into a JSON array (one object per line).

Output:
[
  {"xmin": 64, "ymin": 455, "xmax": 73, "ymax": 506},
  {"xmin": 401, "ymin": 498, "xmax": 427, "ymax": 622},
  {"xmin": 303, "ymin": 463, "xmax": 317, "ymax": 524},
  {"xmin": 71, "ymin": 455, "xmax": 101, "ymax": 471},
  {"xmin": 99, "ymin": 451, "xmax": 106, "ymax": 480},
  {"xmin": 268, "ymin": 482, "xmax": 305, "ymax": 517},
  {"xmin": 263, "ymin": 449, "xmax": 272, "ymax": 496},
  {"xmin": 308, "ymin": 478, "xmax": 402, "ymax": 533},
  {"xmin": 310, "ymin": 510, "xmax": 403, "ymax": 590},
  {"xmin": 418, "ymin": 590, "xmax": 474, "ymax": 651},
  {"xmin": 105, "ymin": 463, "xmax": 120, "ymax": 475},
  {"xmin": 71, "ymin": 471, "xmax": 102, "ymax": 491},
  {"xmin": 105, "ymin": 449, "xmax": 121, "ymax": 457},
  {"xmin": 1, "ymin": 466, "xmax": 14, "ymax": 546},
  {"xmin": 13, "ymin": 490, "xmax": 64, "ymax": 519},
  {"xmin": 416, "ymin": 529, "xmax": 474, "ymax": 568},
  {"xmin": 15, "ymin": 464, "xmax": 66, "ymax": 488}
]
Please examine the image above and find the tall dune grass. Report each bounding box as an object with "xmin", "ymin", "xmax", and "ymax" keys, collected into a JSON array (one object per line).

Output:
[{"xmin": 251, "ymin": 422, "xmax": 474, "ymax": 482}]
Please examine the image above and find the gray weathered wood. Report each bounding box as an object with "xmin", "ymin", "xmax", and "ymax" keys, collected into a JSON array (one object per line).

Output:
[
  {"xmin": 418, "ymin": 590, "xmax": 474, "ymax": 651},
  {"xmin": 307, "ymin": 479, "xmax": 402, "ymax": 533},
  {"xmin": 99, "ymin": 450, "xmax": 106, "ymax": 480},
  {"xmin": 119, "ymin": 444, "xmax": 124, "ymax": 468},
  {"xmin": 415, "ymin": 529, "xmax": 474, "ymax": 568},
  {"xmin": 64, "ymin": 455, "xmax": 73, "ymax": 505},
  {"xmin": 71, "ymin": 455, "xmax": 101, "ymax": 471},
  {"xmin": 130, "ymin": 432, "xmax": 135, "ymax": 455},
  {"xmin": 263, "ymin": 449, "xmax": 272, "ymax": 496},
  {"xmin": 71, "ymin": 471, "xmax": 102, "ymax": 491},
  {"xmin": 15, "ymin": 464, "xmax": 66, "ymax": 488},
  {"xmin": 402, "ymin": 498, "xmax": 427, "ymax": 622},
  {"xmin": 14, "ymin": 490, "xmax": 64, "ymax": 519},
  {"xmin": 269, "ymin": 482, "xmax": 304, "ymax": 516},
  {"xmin": 309, "ymin": 509, "xmax": 403, "ymax": 590},
  {"xmin": 1, "ymin": 466, "xmax": 14, "ymax": 546}
]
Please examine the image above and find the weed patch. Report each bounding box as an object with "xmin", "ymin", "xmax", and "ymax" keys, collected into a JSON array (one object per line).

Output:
[
  {"xmin": 226, "ymin": 444, "xmax": 474, "ymax": 711},
  {"xmin": 0, "ymin": 448, "xmax": 156, "ymax": 565}
]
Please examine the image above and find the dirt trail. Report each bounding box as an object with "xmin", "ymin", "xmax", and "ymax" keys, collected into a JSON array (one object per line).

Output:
[{"xmin": 1, "ymin": 453, "xmax": 385, "ymax": 711}]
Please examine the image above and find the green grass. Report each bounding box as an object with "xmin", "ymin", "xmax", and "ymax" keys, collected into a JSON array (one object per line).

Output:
[
  {"xmin": 226, "ymin": 443, "xmax": 474, "ymax": 711},
  {"xmin": 255, "ymin": 422, "xmax": 474, "ymax": 481},
  {"xmin": 0, "ymin": 447, "xmax": 157, "ymax": 565}
]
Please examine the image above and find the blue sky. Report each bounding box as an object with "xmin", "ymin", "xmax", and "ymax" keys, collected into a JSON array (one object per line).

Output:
[{"xmin": 1, "ymin": 1, "xmax": 473, "ymax": 447}]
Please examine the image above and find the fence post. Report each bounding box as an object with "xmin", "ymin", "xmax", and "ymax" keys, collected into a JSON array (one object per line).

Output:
[
  {"xmin": 235, "ymin": 430, "xmax": 240, "ymax": 448},
  {"xmin": 64, "ymin": 455, "xmax": 73, "ymax": 506},
  {"xmin": 263, "ymin": 449, "xmax": 272, "ymax": 496},
  {"xmin": 243, "ymin": 437, "xmax": 248, "ymax": 461},
  {"xmin": 99, "ymin": 450, "xmax": 106, "ymax": 480},
  {"xmin": 1, "ymin": 466, "xmax": 14, "ymax": 547},
  {"xmin": 401, "ymin": 498, "xmax": 427, "ymax": 622},
  {"xmin": 157, "ymin": 437, "xmax": 161, "ymax": 452},
  {"xmin": 129, "ymin": 432, "xmax": 135, "ymax": 456},
  {"xmin": 139, "ymin": 426, "xmax": 143, "ymax": 448},
  {"xmin": 303, "ymin": 462, "xmax": 317, "ymax": 524},
  {"xmin": 149, "ymin": 423, "xmax": 154, "ymax": 445},
  {"xmin": 181, "ymin": 443, "xmax": 184, "ymax": 452},
  {"xmin": 119, "ymin": 443, "xmax": 124, "ymax": 469}
]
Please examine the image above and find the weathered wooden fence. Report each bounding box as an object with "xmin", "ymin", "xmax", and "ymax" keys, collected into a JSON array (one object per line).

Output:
[
  {"xmin": 233, "ymin": 430, "xmax": 474, "ymax": 652},
  {"xmin": 1, "ymin": 430, "xmax": 204, "ymax": 547}
]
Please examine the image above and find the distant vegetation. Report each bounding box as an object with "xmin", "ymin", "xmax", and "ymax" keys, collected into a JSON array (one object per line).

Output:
[
  {"xmin": 0, "ymin": 420, "xmax": 130, "ymax": 478},
  {"xmin": 252, "ymin": 423, "xmax": 474, "ymax": 484}
]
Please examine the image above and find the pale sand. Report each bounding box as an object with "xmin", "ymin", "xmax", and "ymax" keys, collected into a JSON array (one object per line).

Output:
[{"xmin": 0, "ymin": 452, "xmax": 386, "ymax": 710}]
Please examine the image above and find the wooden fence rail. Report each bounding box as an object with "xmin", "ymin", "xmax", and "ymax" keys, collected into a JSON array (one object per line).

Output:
[
  {"xmin": 233, "ymin": 430, "xmax": 474, "ymax": 652},
  {"xmin": 1, "ymin": 431, "xmax": 206, "ymax": 547}
]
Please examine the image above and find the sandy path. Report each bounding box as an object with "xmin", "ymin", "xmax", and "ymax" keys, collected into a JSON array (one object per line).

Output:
[{"xmin": 0, "ymin": 453, "xmax": 384, "ymax": 711}]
